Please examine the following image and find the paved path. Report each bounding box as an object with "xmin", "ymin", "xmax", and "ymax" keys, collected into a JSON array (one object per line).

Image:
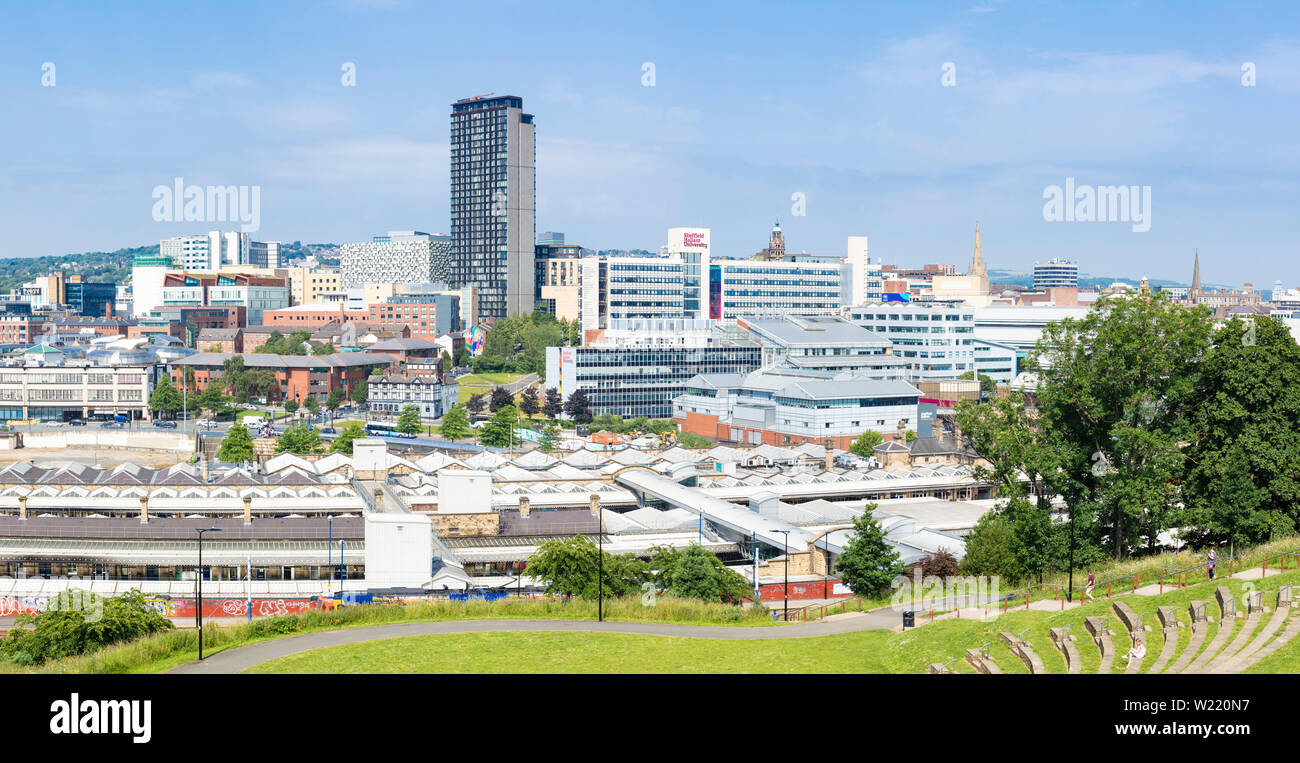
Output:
[{"xmin": 170, "ymin": 612, "xmax": 901, "ymax": 674}]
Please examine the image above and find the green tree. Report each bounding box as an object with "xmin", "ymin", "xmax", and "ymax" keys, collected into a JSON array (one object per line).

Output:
[
  {"xmin": 303, "ymin": 396, "xmax": 320, "ymax": 415},
  {"xmin": 835, "ymin": 509, "xmax": 905, "ymax": 597},
  {"xmin": 327, "ymin": 387, "xmax": 345, "ymax": 412},
  {"xmin": 539, "ymin": 420, "xmax": 560, "ymax": 451},
  {"xmin": 439, "ymin": 405, "xmax": 472, "ymax": 440},
  {"xmin": 525, "ymin": 535, "xmax": 649, "ymax": 599},
  {"xmin": 1031, "ymin": 293, "xmax": 1212, "ymax": 559},
  {"xmin": 848, "ymin": 430, "xmax": 883, "ymax": 457},
  {"xmin": 217, "ymin": 423, "xmax": 255, "ymax": 463},
  {"xmin": 650, "ymin": 544, "xmax": 753, "ymax": 603},
  {"xmin": 283, "ymin": 399, "xmax": 299, "ymax": 415},
  {"xmin": 243, "ymin": 368, "xmax": 276, "ymax": 401},
  {"xmin": 479, "ymin": 404, "xmax": 519, "ymax": 448},
  {"xmin": 1183, "ymin": 315, "xmax": 1300, "ymax": 553},
  {"xmin": 466, "ymin": 393, "xmax": 486, "ymax": 414},
  {"xmin": 959, "ymin": 511, "xmax": 1021, "ymax": 582},
  {"xmin": 330, "ymin": 421, "xmax": 368, "ymax": 455},
  {"xmin": 276, "ymin": 424, "xmax": 322, "ymax": 455},
  {"xmin": 148, "ymin": 376, "xmax": 183, "ymax": 419},
  {"xmin": 350, "ymin": 379, "xmax": 368, "ymax": 405},
  {"xmin": 0, "ymin": 589, "xmax": 173, "ymax": 665},
  {"xmin": 441, "ymin": 351, "xmax": 453, "ymax": 372},
  {"xmin": 196, "ymin": 382, "xmax": 227, "ymax": 418},
  {"xmin": 396, "ymin": 404, "xmax": 422, "ymax": 435},
  {"xmin": 312, "ymin": 342, "xmax": 334, "ymax": 356}
]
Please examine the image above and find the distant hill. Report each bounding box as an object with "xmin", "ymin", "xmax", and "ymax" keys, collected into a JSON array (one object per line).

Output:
[
  {"xmin": 0, "ymin": 246, "xmax": 149, "ymax": 292},
  {"xmin": 0, "ymin": 241, "xmax": 340, "ymax": 293}
]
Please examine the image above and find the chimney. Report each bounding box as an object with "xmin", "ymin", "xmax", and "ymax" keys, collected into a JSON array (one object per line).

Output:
[
  {"xmin": 589, "ymin": 494, "xmax": 600, "ymax": 517},
  {"xmin": 373, "ymin": 488, "xmax": 385, "ymax": 512},
  {"xmin": 18, "ymin": 495, "xmax": 26, "ymax": 520},
  {"xmin": 199, "ymin": 457, "xmax": 209, "ymax": 484},
  {"xmin": 139, "ymin": 496, "xmax": 149, "ymax": 524},
  {"xmin": 243, "ymin": 495, "xmax": 252, "ymax": 525},
  {"xmin": 519, "ymin": 496, "xmax": 530, "ymax": 517},
  {"xmin": 824, "ymin": 444, "xmax": 834, "ymax": 472}
]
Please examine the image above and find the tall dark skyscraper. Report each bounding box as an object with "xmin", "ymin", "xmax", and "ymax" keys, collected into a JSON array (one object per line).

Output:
[{"xmin": 449, "ymin": 94, "xmax": 536, "ymax": 321}]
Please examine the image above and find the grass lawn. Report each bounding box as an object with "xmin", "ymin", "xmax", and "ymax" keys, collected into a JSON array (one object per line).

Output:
[
  {"xmin": 246, "ymin": 631, "xmax": 897, "ymax": 674},
  {"xmin": 456, "ymin": 373, "xmax": 526, "ymax": 404}
]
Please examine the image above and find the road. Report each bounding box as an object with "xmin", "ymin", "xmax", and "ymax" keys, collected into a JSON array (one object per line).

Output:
[{"xmin": 169, "ymin": 611, "xmax": 899, "ymax": 674}]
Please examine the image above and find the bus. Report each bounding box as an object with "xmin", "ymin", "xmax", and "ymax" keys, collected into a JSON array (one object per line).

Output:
[{"xmin": 364, "ymin": 422, "xmax": 416, "ymax": 439}]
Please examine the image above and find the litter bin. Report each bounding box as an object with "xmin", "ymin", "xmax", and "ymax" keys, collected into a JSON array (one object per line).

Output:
[{"xmin": 903, "ymin": 610, "xmax": 915, "ymax": 629}]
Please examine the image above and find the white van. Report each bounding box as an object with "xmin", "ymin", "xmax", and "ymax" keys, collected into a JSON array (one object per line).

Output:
[{"xmin": 243, "ymin": 417, "xmax": 267, "ymax": 430}]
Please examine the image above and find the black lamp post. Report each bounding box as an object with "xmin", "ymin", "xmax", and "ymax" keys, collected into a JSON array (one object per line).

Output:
[
  {"xmin": 777, "ymin": 530, "xmax": 791, "ymax": 621},
  {"xmin": 196, "ymin": 527, "xmax": 221, "ymax": 660},
  {"xmin": 596, "ymin": 497, "xmax": 604, "ymax": 622}
]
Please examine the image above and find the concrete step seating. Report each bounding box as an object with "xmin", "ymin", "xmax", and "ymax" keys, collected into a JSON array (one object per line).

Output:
[
  {"xmin": 1146, "ymin": 606, "xmax": 1181, "ymax": 674},
  {"xmin": 1000, "ymin": 630, "xmax": 1045, "ymax": 674},
  {"xmin": 1205, "ymin": 586, "xmax": 1292, "ymax": 674},
  {"xmin": 1084, "ymin": 616, "xmax": 1115, "ymax": 674},
  {"xmin": 1050, "ymin": 626, "xmax": 1081, "ymax": 674},
  {"xmin": 1166, "ymin": 601, "xmax": 1210, "ymax": 674},
  {"xmin": 1181, "ymin": 586, "xmax": 1243, "ymax": 673},
  {"xmin": 964, "ymin": 646, "xmax": 1002, "ymax": 675}
]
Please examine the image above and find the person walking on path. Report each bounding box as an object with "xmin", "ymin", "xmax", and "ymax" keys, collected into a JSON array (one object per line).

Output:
[
  {"xmin": 1208, "ymin": 548, "xmax": 1218, "ymax": 580},
  {"xmin": 1085, "ymin": 571, "xmax": 1096, "ymax": 601}
]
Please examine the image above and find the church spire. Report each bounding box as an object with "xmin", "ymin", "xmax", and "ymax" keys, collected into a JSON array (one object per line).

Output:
[
  {"xmin": 1191, "ymin": 249, "xmax": 1201, "ymax": 297},
  {"xmin": 970, "ymin": 222, "xmax": 985, "ymax": 276}
]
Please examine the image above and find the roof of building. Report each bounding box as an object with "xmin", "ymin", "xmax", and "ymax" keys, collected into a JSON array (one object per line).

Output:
[
  {"xmin": 740, "ymin": 315, "xmax": 891, "ymax": 349},
  {"xmin": 776, "ymin": 379, "xmax": 922, "ymax": 401},
  {"xmin": 369, "ymin": 338, "xmax": 441, "ymax": 352},
  {"xmin": 173, "ymin": 351, "xmax": 397, "ymax": 369},
  {"xmin": 197, "ymin": 328, "xmax": 241, "ymax": 340}
]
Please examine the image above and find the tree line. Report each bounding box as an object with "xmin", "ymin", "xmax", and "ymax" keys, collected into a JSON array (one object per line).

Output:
[{"xmin": 956, "ymin": 294, "xmax": 1300, "ymax": 584}]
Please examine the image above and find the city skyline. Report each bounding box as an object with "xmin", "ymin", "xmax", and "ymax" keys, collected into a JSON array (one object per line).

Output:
[{"xmin": 1, "ymin": 0, "xmax": 1298, "ymax": 289}]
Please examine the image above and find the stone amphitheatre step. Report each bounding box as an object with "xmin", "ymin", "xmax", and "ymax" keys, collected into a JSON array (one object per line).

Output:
[
  {"xmin": 964, "ymin": 648, "xmax": 1003, "ymax": 675},
  {"xmin": 1146, "ymin": 607, "xmax": 1181, "ymax": 674},
  {"xmin": 1211, "ymin": 605, "xmax": 1289, "ymax": 674},
  {"xmin": 1190, "ymin": 610, "xmax": 1258, "ymax": 675},
  {"xmin": 1084, "ymin": 616, "xmax": 1115, "ymax": 674},
  {"xmin": 1000, "ymin": 631, "xmax": 1045, "ymax": 674},
  {"xmin": 1050, "ymin": 626, "xmax": 1081, "ymax": 674},
  {"xmin": 1167, "ymin": 601, "xmax": 1210, "ymax": 674},
  {"xmin": 1182, "ymin": 588, "xmax": 1240, "ymax": 673},
  {"xmin": 1234, "ymin": 597, "xmax": 1300, "ymax": 672}
]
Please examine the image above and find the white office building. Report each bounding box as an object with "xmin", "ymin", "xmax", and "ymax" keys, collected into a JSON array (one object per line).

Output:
[
  {"xmin": 847, "ymin": 302, "xmax": 976, "ymax": 379},
  {"xmin": 844, "ymin": 236, "xmax": 883, "ymax": 306},
  {"xmin": 340, "ymin": 231, "xmax": 452, "ymax": 290}
]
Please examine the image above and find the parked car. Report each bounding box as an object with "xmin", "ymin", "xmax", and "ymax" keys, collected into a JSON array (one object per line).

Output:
[
  {"xmin": 196, "ymin": 419, "xmax": 217, "ymax": 429},
  {"xmin": 44, "ymin": 420, "xmax": 66, "ymax": 428},
  {"xmin": 100, "ymin": 421, "xmax": 126, "ymax": 429},
  {"xmin": 114, "ymin": 414, "xmax": 130, "ymax": 423},
  {"xmin": 67, "ymin": 419, "xmax": 86, "ymax": 427},
  {"xmin": 153, "ymin": 420, "xmax": 177, "ymax": 428}
]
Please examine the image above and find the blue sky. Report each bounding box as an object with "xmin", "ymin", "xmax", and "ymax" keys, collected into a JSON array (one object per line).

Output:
[{"xmin": 1, "ymin": 0, "xmax": 1297, "ymax": 288}]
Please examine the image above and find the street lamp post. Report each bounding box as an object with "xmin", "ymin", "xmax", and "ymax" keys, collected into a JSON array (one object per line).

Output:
[
  {"xmin": 328, "ymin": 515, "xmax": 333, "ymax": 594},
  {"xmin": 195, "ymin": 527, "xmax": 221, "ymax": 660},
  {"xmin": 597, "ymin": 498, "xmax": 604, "ymax": 622},
  {"xmin": 777, "ymin": 530, "xmax": 791, "ymax": 622},
  {"xmin": 339, "ymin": 539, "xmax": 346, "ymax": 600}
]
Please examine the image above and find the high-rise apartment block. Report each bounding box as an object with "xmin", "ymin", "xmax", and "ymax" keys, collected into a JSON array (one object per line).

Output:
[{"xmin": 450, "ymin": 95, "xmax": 536, "ymax": 321}]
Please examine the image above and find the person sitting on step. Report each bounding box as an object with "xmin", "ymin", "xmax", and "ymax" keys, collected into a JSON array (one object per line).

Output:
[{"xmin": 1122, "ymin": 637, "xmax": 1146, "ymax": 663}]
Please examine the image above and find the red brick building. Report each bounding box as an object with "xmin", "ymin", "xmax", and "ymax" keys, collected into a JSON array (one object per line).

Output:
[{"xmin": 172, "ymin": 351, "xmax": 397, "ymax": 405}]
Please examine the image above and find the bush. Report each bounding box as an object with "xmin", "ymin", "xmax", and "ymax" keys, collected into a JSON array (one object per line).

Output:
[{"xmin": 0, "ymin": 589, "xmax": 173, "ymax": 665}]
